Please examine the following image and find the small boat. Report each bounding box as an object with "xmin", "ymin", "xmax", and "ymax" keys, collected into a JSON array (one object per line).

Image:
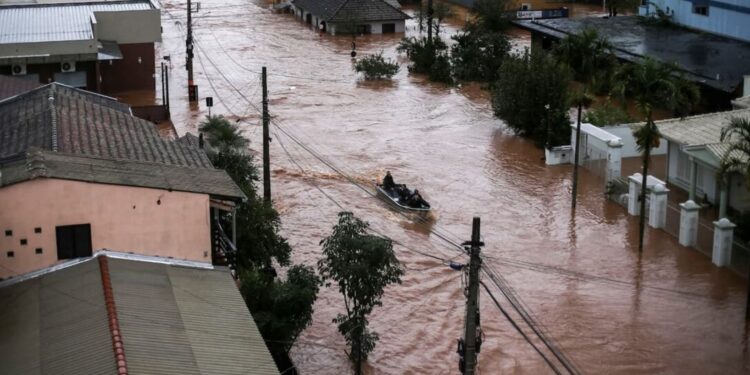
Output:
[{"xmin": 376, "ymin": 183, "xmax": 431, "ymax": 213}]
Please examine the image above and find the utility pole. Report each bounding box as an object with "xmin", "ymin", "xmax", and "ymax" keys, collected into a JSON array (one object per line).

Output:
[
  {"xmin": 186, "ymin": 0, "xmax": 197, "ymax": 101},
  {"xmin": 262, "ymin": 67, "xmax": 271, "ymax": 203},
  {"xmin": 571, "ymin": 101, "xmax": 583, "ymax": 209},
  {"xmin": 427, "ymin": 0, "xmax": 434, "ymax": 44},
  {"xmin": 459, "ymin": 217, "xmax": 483, "ymax": 375}
]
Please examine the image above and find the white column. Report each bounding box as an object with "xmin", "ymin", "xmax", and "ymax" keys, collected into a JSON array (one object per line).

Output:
[
  {"xmin": 605, "ymin": 139, "xmax": 623, "ymax": 184},
  {"xmin": 627, "ymin": 173, "xmax": 642, "ymax": 216},
  {"xmin": 678, "ymin": 200, "xmax": 700, "ymax": 247},
  {"xmin": 712, "ymin": 218, "xmax": 736, "ymax": 267},
  {"xmin": 648, "ymin": 183, "xmax": 669, "ymax": 229}
]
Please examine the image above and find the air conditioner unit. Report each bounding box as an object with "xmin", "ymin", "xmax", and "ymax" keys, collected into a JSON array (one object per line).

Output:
[
  {"xmin": 11, "ymin": 64, "xmax": 27, "ymax": 76},
  {"xmin": 60, "ymin": 61, "xmax": 76, "ymax": 73}
]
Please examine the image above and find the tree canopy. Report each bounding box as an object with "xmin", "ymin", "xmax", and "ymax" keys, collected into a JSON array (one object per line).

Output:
[{"xmin": 318, "ymin": 212, "xmax": 404, "ymax": 375}]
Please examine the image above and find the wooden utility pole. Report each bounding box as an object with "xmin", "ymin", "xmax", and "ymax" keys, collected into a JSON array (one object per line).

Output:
[
  {"xmin": 427, "ymin": 0, "xmax": 434, "ymax": 44},
  {"xmin": 262, "ymin": 67, "xmax": 271, "ymax": 203},
  {"xmin": 186, "ymin": 0, "xmax": 197, "ymax": 101},
  {"xmin": 460, "ymin": 217, "xmax": 483, "ymax": 375}
]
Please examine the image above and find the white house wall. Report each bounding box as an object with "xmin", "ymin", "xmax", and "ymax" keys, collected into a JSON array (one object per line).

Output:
[
  {"xmin": 604, "ymin": 124, "xmax": 668, "ymax": 158},
  {"xmin": 667, "ymin": 141, "xmax": 719, "ymax": 204},
  {"xmin": 650, "ymin": 0, "xmax": 750, "ymax": 42}
]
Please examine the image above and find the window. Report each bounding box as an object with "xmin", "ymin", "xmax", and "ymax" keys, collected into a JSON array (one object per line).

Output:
[
  {"xmin": 382, "ymin": 23, "xmax": 396, "ymax": 34},
  {"xmin": 56, "ymin": 224, "xmax": 92, "ymax": 260},
  {"xmin": 35, "ymin": 248, "xmax": 43, "ymax": 255},
  {"xmin": 20, "ymin": 239, "xmax": 27, "ymax": 245},
  {"xmin": 693, "ymin": 5, "xmax": 709, "ymax": 16},
  {"xmin": 34, "ymin": 227, "xmax": 42, "ymax": 233},
  {"xmin": 4, "ymin": 230, "xmax": 11, "ymax": 237},
  {"xmin": 7, "ymin": 251, "xmax": 14, "ymax": 258}
]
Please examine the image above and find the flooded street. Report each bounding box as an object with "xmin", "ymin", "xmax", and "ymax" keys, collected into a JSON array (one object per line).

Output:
[{"xmin": 155, "ymin": 0, "xmax": 750, "ymax": 373}]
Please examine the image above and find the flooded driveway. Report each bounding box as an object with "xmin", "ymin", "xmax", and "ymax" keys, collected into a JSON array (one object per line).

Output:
[{"xmin": 155, "ymin": 0, "xmax": 750, "ymax": 373}]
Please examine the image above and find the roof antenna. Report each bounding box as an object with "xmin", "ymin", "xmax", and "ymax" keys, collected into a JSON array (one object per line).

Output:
[{"xmin": 48, "ymin": 91, "xmax": 58, "ymax": 152}]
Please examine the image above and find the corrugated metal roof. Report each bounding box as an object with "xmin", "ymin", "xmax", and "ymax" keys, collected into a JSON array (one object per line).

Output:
[
  {"xmin": 0, "ymin": 1, "xmax": 153, "ymax": 44},
  {"xmin": 108, "ymin": 258, "xmax": 279, "ymax": 375},
  {"xmin": 0, "ymin": 255, "xmax": 278, "ymax": 374},
  {"xmin": 0, "ymin": 258, "xmax": 117, "ymax": 375},
  {"xmin": 169, "ymin": 265, "xmax": 279, "ymax": 374}
]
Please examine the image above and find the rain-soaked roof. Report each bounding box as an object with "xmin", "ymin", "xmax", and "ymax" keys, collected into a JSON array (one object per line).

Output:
[
  {"xmin": 0, "ymin": 0, "xmax": 154, "ymax": 44},
  {"xmin": 514, "ymin": 16, "xmax": 750, "ymax": 94}
]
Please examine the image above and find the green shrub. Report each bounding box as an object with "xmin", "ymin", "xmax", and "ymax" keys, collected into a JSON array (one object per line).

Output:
[
  {"xmin": 398, "ymin": 37, "xmax": 452, "ymax": 84},
  {"xmin": 354, "ymin": 51, "xmax": 400, "ymax": 80},
  {"xmin": 492, "ymin": 48, "xmax": 571, "ymax": 147}
]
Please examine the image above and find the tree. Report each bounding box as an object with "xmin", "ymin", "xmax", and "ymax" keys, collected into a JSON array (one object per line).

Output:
[
  {"xmin": 199, "ymin": 115, "xmax": 248, "ymax": 153},
  {"xmin": 492, "ymin": 48, "xmax": 571, "ymax": 147},
  {"xmin": 318, "ymin": 212, "xmax": 404, "ymax": 375},
  {"xmin": 198, "ymin": 115, "xmax": 320, "ymax": 370},
  {"xmin": 554, "ymin": 28, "xmax": 616, "ymax": 209},
  {"xmin": 450, "ymin": 23, "xmax": 511, "ymax": 83},
  {"xmin": 612, "ymin": 57, "xmax": 700, "ymax": 252},
  {"xmin": 432, "ymin": 1, "xmax": 454, "ymax": 37},
  {"xmin": 719, "ymin": 117, "xmax": 750, "ymax": 187},
  {"xmin": 354, "ymin": 51, "xmax": 399, "ymax": 80},
  {"xmin": 472, "ymin": 0, "xmax": 511, "ymax": 32},
  {"xmin": 398, "ymin": 36, "xmax": 452, "ymax": 84},
  {"xmin": 582, "ymin": 101, "xmax": 633, "ymax": 126}
]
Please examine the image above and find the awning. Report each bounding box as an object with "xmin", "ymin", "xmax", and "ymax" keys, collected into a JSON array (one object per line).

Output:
[
  {"xmin": 97, "ymin": 41, "xmax": 123, "ymax": 61},
  {"xmin": 683, "ymin": 145, "xmax": 721, "ymax": 170}
]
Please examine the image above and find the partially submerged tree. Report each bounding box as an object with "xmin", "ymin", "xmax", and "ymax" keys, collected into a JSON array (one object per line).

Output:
[
  {"xmin": 398, "ymin": 36, "xmax": 452, "ymax": 84},
  {"xmin": 492, "ymin": 48, "xmax": 571, "ymax": 147},
  {"xmin": 612, "ymin": 57, "xmax": 700, "ymax": 252},
  {"xmin": 472, "ymin": 0, "xmax": 511, "ymax": 32},
  {"xmin": 554, "ymin": 28, "xmax": 616, "ymax": 209},
  {"xmin": 450, "ymin": 22, "xmax": 511, "ymax": 83},
  {"xmin": 318, "ymin": 212, "xmax": 404, "ymax": 375},
  {"xmin": 354, "ymin": 51, "xmax": 399, "ymax": 80}
]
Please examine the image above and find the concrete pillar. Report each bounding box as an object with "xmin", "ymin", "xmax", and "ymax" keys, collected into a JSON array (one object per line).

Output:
[
  {"xmin": 679, "ymin": 200, "xmax": 701, "ymax": 247},
  {"xmin": 648, "ymin": 183, "xmax": 669, "ymax": 229},
  {"xmin": 627, "ymin": 173, "xmax": 642, "ymax": 216},
  {"xmin": 605, "ymin": 139, "xmax": 623, "ymax": 184},
  {"xmin": 712, "ymin": 218, "xmax": 736, "ymax": 267}
]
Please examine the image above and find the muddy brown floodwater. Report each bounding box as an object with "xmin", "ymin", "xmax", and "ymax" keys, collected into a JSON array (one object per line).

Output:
[{"xmin": 154, "ymin": 0, "xmax": 750, "ymax": 373}]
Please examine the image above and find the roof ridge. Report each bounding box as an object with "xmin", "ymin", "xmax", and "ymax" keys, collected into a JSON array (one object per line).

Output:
[{"xmin": 328, "ymin": 0, "xmax": 352, "ymax": 22}]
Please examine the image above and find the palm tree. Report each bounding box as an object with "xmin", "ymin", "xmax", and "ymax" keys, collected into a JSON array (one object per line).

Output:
[
  {"xmin": 554, "ymin": 28, "xmax": 616, "ymax": 209},
  {"xmin": 198, "ymin": 115, "xmax": 248, "ymax": 153},
  {"xmin": 612, "ymin": 57, "xmax": 700, "ymax": 252},
  {"xmin": 718, "ymin": 116, "xmax": 750, "ymax": 320},
  {"xmin": 718, "ymin": 117, "xmax": 750, "ymax": 184}
]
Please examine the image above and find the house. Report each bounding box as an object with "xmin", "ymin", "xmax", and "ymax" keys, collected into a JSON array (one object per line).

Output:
[
  {"xmin": 641, "ymin": 0, "xmax": 750, "ymax": 43},
  {"xmin": 0, "ymin": 83, "xmax": 244, "ymax": 279},
  {"xmin": 0, "ymin": 0, "xmax": 161, "ymax": 95},
  {"xmin": 653, "ymin": 108, "xmax": 750, "ymax": 215},
  {"xmin": 514, "ymin": 16, "xmax": 750, "ymax": 108},
  {"xmin": 291, "ymin": 0, "xmax": 410, "ymax": 34},
  {"xmin": 0, "ymin": 251, "xmax": 279, "ymax": 374},
  {"xmin": 0, "ymin": 74, "xmax": 40, "ymax": 101}
]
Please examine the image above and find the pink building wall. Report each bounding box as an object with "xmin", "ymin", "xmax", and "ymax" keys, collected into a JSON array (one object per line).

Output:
[{"xmin": 0, "ymin": 178, "xmax": 212, "ymax": 279}]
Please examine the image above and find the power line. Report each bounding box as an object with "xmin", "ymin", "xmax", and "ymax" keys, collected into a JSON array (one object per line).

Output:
[{"xmin": 480, "ymin": 281, "xmax": 563, "ymax": 375}]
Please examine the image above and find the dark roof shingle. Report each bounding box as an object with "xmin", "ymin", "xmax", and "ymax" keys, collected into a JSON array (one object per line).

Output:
[
  {"xmin": 0, "ymin": 83, "xmax": 243, "ymax": 199},
  {"xmin": 292, "ymin": 0, "xmax": 409, "ymax": 22}
]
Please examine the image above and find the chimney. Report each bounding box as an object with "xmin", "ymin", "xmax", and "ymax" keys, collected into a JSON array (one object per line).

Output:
[{"xmin": 198, "ymin": 133, "xmax": 204, "ymax": 149}]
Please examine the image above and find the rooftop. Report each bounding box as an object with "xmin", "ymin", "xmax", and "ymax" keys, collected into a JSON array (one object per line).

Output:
[
  {"xmin": 635, "ymin": 108, "xmax": 750, "ymax": 167},
  {"xmin": 0, "ymin": 74, "xmax": 40, "ymax": 101},
  {"xmin": 514, "ymin": 16, "xmax": 750, "ymax": 94},
  {"xmin": 0, "ymin": 252, "xmax": 279, "ymax": 375},
  {"xmin": 0, "ymin": 83, "xmax": 244, "ymax": 200},
  {"xmin": 292, "ymin": 0, "xmax": 410, "ymax": 22},
  {"xmin": 0, "ymin": 0, "xmax": 155, "ymax": 44}
]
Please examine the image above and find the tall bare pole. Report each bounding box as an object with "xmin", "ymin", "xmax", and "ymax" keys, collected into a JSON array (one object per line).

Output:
[
  {"xmin": 262, "ymin": 67, "xmax": 271, "ymax": 202},
  {"xmin": 460, "ymin": 217, "xmax": 483, "ymax": 375},
  {"xmin": 186, "ymin": 0, "xmax": 196, "ymax": 101},
  {"xmin": 427, "ymin": 0, "xmax": 434, "ymax": 44}
]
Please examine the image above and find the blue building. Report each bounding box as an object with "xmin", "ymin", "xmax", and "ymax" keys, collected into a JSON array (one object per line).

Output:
[{"xmin": 641, "ymin": 0, "xmax": 750, "ymax": 42}]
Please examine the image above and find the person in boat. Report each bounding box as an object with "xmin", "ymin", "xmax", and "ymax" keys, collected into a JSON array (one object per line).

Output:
[
  {"xmin": 407, "ymin": 189, "xmax": 426, "ymax": 208},
  {"xmin": 382, "ymin": 171, "xmax": 396, "ymax": 190}
]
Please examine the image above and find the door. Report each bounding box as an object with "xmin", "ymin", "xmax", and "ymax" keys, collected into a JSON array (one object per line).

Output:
[
  {"xmin": 56, "ymin": 224, "xmax": 92, "ymax": 260},
  {"xmin": 382, "ymin": 23, "xmax": 396, "ymax": 33}
]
